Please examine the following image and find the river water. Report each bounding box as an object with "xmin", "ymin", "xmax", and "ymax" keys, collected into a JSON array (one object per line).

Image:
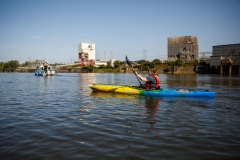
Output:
[{"xmin": 0, "ymin": 73, "xmax": 240, "ymax": 160}]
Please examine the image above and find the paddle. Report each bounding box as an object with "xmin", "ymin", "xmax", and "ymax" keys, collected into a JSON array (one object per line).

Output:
[{"xmin": 125, "ymin": 55, "xmax": 143, "ymax": 87}]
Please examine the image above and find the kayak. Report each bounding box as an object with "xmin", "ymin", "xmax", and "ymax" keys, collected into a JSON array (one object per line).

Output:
[{"xmin": 88, "ymin": 84, "xmax": 215, "ymax": 97}]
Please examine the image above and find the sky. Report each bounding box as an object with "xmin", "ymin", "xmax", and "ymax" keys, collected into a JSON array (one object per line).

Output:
[{"xmin": 0, "ymin": 0, "xmax": 240, "ymax": 64}]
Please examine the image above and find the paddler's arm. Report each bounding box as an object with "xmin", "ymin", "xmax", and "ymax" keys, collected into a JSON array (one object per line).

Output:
[{"xmin": 135, "ymin": 72, "xmax": 147, "ymax": 82}]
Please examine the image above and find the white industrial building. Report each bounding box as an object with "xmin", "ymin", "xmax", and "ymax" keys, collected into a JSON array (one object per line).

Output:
[
  {"xmin": 78, "ymin": 43, "xmax": 116, "ymax": 67},
  {"xmin": 95, "ymin": 60, "xmax": 109, "ymax": 67},
  {"xmin": 78, "ymin": 43, "xmax": 96, "ymax": 66}
]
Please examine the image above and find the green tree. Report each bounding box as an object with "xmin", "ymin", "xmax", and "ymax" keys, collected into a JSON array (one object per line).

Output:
[
  {"xmin": 167, "ymin": 61, "xmax": 174, "ymax": 66},
  {"xmin": 3, "ymin": 60, "xmax": 19, "ymax": 72},
  {"xmin": 137, "ymin": 59, "xmax": 150, "ymax": 65},
  {"xmin": 89, "ymin": 64, "xmax": 94, "ymax": 72},
  {"xmin": 175, "ymin": 59, "xmax": 183, "ymax": 66},
  {"xmin": 113, "ymin": 60, "xmax": 120, "ymax": 68},
  {"xmin": 136, "ymin": 59, "xmax": 150, "ymax": 72},
  {"xmin": 21, "ymin": 61, "xmax": 30, "ymax": 67},
  {"xmin": 151, "ymin": 59, "xmax": 161, "ymax": 65},
  {"xmin": 0, "ymin": 62, "xmax": 5, "ymax": 72},
  {"xmin": 99, "ymin": 64, "xmax": 106, "ymax": 68}
]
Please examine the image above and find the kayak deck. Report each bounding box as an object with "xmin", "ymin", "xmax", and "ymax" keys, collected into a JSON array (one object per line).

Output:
[{"xmin": 88, "ymin": 84, "xmax": 215, "ymax": 97}]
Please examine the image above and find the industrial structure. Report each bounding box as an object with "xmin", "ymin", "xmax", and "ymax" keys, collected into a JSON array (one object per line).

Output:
[
  {"xmin": 78, "ymin": 43, "xmax": 117, "ymax": 67},
  {"xmin": 210, "ymin": 43, "xmax": 240, "ymax": 74},
  {"xmin": 78, "ymin": 43, "xmax": 96, "ymax": 67},
  {"xmin": 168, "ymin": 36, "xmax": 198, "ymax": 62}
]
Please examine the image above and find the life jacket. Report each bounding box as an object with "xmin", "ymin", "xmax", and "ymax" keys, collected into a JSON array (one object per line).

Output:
[{"xmin": 145, "ymin": 74, "xmax": 160, "ymax": 89}]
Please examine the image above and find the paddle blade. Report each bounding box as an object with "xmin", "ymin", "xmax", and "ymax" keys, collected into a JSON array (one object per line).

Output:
[{"xmin": 125, "ymin": 55, "xmax": 132, "ymax": 67}]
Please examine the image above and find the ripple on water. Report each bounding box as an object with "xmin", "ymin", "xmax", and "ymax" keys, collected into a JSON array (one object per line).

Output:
[{"xmin": 0, "ymin": 73, "xmax": 240, "ymax": 159}]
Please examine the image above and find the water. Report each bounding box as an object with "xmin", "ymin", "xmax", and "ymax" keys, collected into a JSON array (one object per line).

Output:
[{"xmin": 0, "ymin": 73, "xmax": 240, "ymax": 160}]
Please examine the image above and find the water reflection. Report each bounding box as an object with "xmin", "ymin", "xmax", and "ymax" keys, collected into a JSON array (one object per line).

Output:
[
  {"xmin": 1, "ymin": 73, "xmax": 240, "ymax": 159},
  {"xmin": 38, "ymin": 76, "xmax": 55, "ymax": 94},
  {"xmin": 144, "ymin": 97, "xmax": 161, "ymax": 132},
  {"xmin": 78, "ymin": 73, "xmax": 98, "ymax": 84},
  {"xmin": 212, "ymin": 74, "xmax": 240, "ymax": 87},
  {"xmin": 145, "ymin": 97, "xmax": 161, "ymax": 117},
  {"xmin": 90, "ymin": 92, "xmax": 140, "ymax": 104},
  {"xmin": 90, "ymin": 92, "xmax": 163, "ymax": 136},
  {"xmin": 164, "ymin": 74, "xmax": 198, "ymax": 88}
]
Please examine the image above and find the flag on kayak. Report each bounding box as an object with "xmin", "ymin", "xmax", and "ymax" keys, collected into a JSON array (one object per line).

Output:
[{"xmin": 125, "ymin": 55, "xmax": 132, "ymax": 67}]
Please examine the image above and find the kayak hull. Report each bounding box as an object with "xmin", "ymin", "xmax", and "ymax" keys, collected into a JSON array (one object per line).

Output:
[{"xmin": 88, "ymin": 84, "xmax": 215, "ymax": 97}]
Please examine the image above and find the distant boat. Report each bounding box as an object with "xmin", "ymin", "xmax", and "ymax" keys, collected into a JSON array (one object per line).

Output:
[{"xmin": 34, "ymin": 60, "xmax": 58, "ymax": 76}]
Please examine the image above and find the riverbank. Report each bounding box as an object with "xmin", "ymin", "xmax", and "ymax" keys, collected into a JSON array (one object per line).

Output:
[
  {"xmin": 9, "ymin": 64, "xmax": 196, "ymax": 74},
  {"xmin": 13, "ymin": 64, "xmax": 237, "ymax": 74},
  {"xmin": 59, "ymin": 64, "xmax": 196, "ymax": 74}
]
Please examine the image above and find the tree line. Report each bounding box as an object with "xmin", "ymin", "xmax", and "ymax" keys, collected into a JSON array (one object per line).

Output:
[
  {"xmin": 1, "ymin": 58, "xmax": 199, "ymax": 73},
  {"xmin": 0, "ymin": 60, "xmax": 20, "ymax": 72},
  {"xmin": 82, "ymin": 59, "xmax": 168, "ymax": 72},
  {"xmin": 0, "ymin": 60, "xmax": 50, "ymax": 72}
]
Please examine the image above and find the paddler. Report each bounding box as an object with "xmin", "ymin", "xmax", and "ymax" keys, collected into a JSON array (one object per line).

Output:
[{"xmin": 134, "ymin": 65, "xmax": 160, "ymax": 90}]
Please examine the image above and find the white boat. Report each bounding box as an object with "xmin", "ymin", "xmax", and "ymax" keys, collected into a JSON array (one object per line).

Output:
[{"xmin": 34, "ymin": 60, "xmax": 58, "ymax": 76}]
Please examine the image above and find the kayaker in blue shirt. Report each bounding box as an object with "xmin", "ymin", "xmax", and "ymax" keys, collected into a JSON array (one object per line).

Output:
[{"xmin": 134, "ymin": 66, "xmax": 160, "ymax": 90}]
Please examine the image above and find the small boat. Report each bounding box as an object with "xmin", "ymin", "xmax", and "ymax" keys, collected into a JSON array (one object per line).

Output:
[
  {"xmin": 88, "ymin": 84, "xmax": 215, "ymax": 97},
  {"xmin": 34, "ymin": 60, "xmax": 58, "ymax": 76}
]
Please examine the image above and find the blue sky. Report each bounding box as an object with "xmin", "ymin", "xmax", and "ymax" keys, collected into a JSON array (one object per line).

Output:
[{"xmin": 0, "ymin": 0, "xmax": 240, "ymax": 64}]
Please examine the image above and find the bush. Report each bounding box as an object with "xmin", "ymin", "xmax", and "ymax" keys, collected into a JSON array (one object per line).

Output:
[
  {"xmin": 151, "ymin": 59, "xmax": 161, "ymax": 65},
  {"xmin": 175, "ymin": 59, "xmax": 183, "ymax": 66},
  {"xmin": 114, "ymin": 60, "xmax": 120, "ymax": 68}
]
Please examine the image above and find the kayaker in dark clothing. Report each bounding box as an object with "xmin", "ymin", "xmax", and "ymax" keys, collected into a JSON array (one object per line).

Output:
[{"xmin": 134, "ymin": 66, "xmax": 160, "ymax": 90}]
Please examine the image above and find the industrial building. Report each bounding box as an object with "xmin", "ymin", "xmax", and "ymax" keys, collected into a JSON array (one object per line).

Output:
[
  {"xmin": 78, "ymin": 43, "xmax": 96, "ymax": 66},
  {"xmin": 78, "ymin": 43, "xmax": 116, "ymax": 67},
  {"xmin": 168, "ymin": 36, "xmax": 199, "ymax": 62},
  {"xmin": 210, "ymin": 43, "xmax": 240, "ymax": 74}
]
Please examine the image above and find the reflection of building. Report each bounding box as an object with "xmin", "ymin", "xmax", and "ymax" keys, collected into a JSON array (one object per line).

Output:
[
  {"xmin": 210, "ymin": 43, "xmax": 240, "ymax": 74},
  {"xmin": 78, "ymin": 43, "xmax": 96, "ymax": 67},
  {"xmin": 168, "ymin": 36, "xmax": 198, "ymax": 62}
]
